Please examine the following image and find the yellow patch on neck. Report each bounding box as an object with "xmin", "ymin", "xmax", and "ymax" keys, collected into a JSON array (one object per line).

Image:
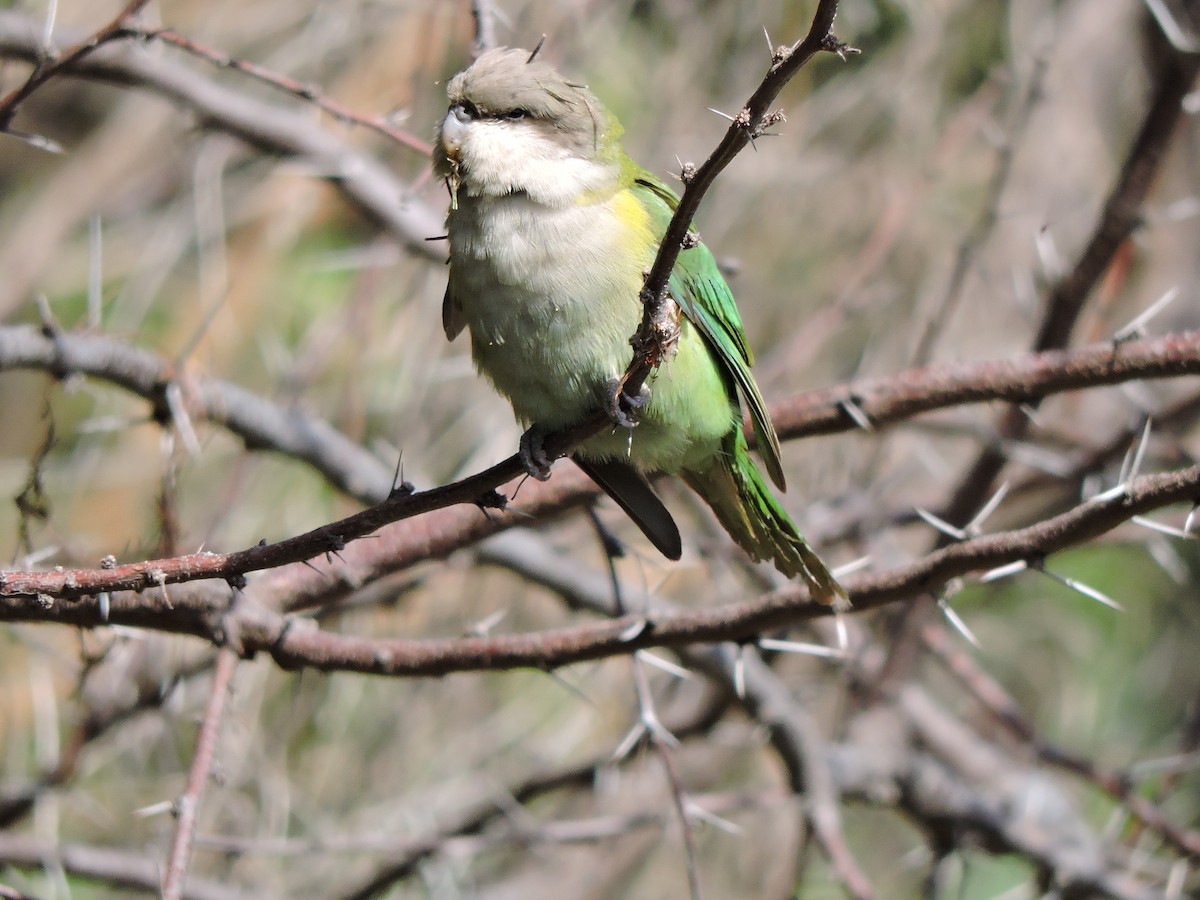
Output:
[{"xmin": 607, "ymin": 187, "xmax": 655, "ymax": 257}]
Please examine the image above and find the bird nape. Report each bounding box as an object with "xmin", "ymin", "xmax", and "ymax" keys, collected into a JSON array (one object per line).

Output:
[{"xmin": 434, "ymin": 46, "xmax": 845, "ymax": 605}]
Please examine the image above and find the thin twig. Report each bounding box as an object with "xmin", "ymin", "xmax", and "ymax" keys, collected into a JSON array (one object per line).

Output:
[
  {"xmin": 161, "ymin": 648, "xmax": 239, "ymax": 900},
  {"xmin": 0, "ymin": 0, "xmax": 152, "ymax": 131}
]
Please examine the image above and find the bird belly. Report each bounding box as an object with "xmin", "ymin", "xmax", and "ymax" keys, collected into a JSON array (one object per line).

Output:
[{"xmin": 448, "ymin": 194, "xmax": 736, "ymax": 474}]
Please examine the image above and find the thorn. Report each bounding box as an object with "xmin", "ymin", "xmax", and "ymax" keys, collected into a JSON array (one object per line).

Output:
[
  {"xmin": 3, "ymin": 128, "xmax": 64, "ymax": 154},
  {"xmin": 133, "ymin": 800, "xmax": 176, "ymax": 818},
  {"xmin": 1145, "ymin": 0, "xmax": 1200, "ymax": 53},
  {"xmin": 966, "ymin": 482, "xmax": 1010, "ymax": 534},
  {"xmin": 1185, "ymin": 501, "xmax": 1198, "ymax": 535},
  {"xmin": 733, "ymin": 645, "xmax": 746, "ymax": 699},
  {"xmin": 757, "ymin": 637, "xmax": 845, "ymax": 659},
  {"xmin": 635, "ymin": 650, "xmax": 696, "ymax": 680},
  {"xmin": 838, "ymin": 397, "xmax": 873, "ymax": 431},
  {"xmin": 1131, "ymin": 515, "xmax": 1197, "ymax": 540},
  {"xmin": 612, "ymin": 722, "xmax": 647, "ymax": 762},
  {"xmin": 685, "ymin": 800, "xmax": 743, "ymax": 835},
  {"xmin": 1127, "ymin": 418, "xmax": 1153, "ymax": 483},
  {"xmin": 642, "ymin": 709, "xmax": 681, "ymax": 749},
  {"xmin": 834, "ymin": 611, "xmax": 848, "ymax": 652},
  {"xmin": 467, "ymin": 607, "xmax": 508, "ymax": 637},
  {"xmin": 915, "ymin": 507, "xmax": 967, "ymax": 541},
  {"xmin": 619, "ymin": 618, "xmax": 651, "ymax": 642},
  {"xmin": 980, "ymin": 559, "xmax": 1029, "ymax": 583},
  {"xmin": 831, "ymin": 556, "xmax": 871, "ymax": 579},
  {"xmin": 1039, "ymin": 567, "xmax": 1124, "ymax": 611},
  {"xmin": 707, "ymin": 107, "xmax": 736, "ymax": 122},
  {"xmin": 938, "ymin": 599, "xmax": 980, "ymax": 648},
  {"xmin": 1113, "ymin": 287, "xmax": 1178, "ymax": 343}
]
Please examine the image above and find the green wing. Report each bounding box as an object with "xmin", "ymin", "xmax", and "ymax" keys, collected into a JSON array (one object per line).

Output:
[{"xmin": 630, "ymin": 172, "xmax": 787, "ymax": 490}]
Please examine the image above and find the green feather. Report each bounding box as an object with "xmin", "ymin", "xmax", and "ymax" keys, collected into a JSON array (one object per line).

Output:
[
  {"xmin": 629, "ymin": 175, "xmax": 787, "ymax": 490},
  {"xmin": 683, "ymin": 430, "xmax": 846, "ymax": 604}
]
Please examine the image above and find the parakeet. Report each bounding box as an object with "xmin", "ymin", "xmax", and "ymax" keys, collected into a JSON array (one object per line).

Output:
[{"xmin": 434, "ymin": 47, "xmax": 844, "ymax": 603}]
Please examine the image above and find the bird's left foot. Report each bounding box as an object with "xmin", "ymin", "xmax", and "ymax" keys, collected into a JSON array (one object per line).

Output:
[
  {"xmin": 519, "ymin": 424, "xmax": 554, "ymax": 481},
  {"xmin": 606, "ymin": 378, "xmax": 651, "ymax": 429}
]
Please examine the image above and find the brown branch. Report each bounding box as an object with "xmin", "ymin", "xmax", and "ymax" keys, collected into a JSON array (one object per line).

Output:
[
  {"xmin": 3, "ymin": 326, "xmax": 1196, "ymax": 604},
  {"xmin": 625, "ymin": 0, "xmax": 851, "ymax": 402},
  {"xmin": 4, "ymin": 464, "xmax": 1196, "ymax": 676},
  {"xmin": 161, "ymin": 648, "xmax": 239, "ymax": 900},
  {"xmin": 128, "ymin": 26, "xmax": 432, "ymax": 155},
  {"xmin": 0, "ymin": 0, "xmax": 152, "ymax": 132},
  {"xmin": 769, "ymin": 329, "xmax": 1200, "ymax": 441}
]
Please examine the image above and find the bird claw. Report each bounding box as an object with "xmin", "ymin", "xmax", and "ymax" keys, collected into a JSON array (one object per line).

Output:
[
  {"xmin": 519, "ymin": 425, "xmax": 554, "ymax": 481},
  {"xmin": 607, "ymin": 378, "xmax": 650, "ymax": 429}
]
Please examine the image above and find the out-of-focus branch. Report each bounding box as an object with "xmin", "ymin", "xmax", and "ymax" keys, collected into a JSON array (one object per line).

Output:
[
  {"xmin": 0, "ymin": 11, "xmax": 445, "ymax": 259},
  {"xmin": 0, "ymin": 324, "xmax": 396, "ymax": 505},
  {"xmin": 0, "ymin": 833, "xmax": 251, "ymax": 900},
  {"xmin": 161, "ymin": 648, "xmax": 239, "ymax": 900},
  {"xmin": 0, "ymin": 0, "xmax": 153, "ymax": 133},
  {"xmin": 126, "ymin": 26, "xmax": 432, "ymax": 154}
]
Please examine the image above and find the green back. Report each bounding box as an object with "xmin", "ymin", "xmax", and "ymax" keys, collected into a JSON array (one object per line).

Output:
[{"xmin": 630, "ymin": 173, "xmax": 787, "ymax": 490}]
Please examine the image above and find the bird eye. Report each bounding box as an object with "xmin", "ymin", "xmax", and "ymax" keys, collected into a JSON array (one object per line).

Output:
[{"xmin": 504, "ymin": 108, "xmax": 529, "ymax": 120}]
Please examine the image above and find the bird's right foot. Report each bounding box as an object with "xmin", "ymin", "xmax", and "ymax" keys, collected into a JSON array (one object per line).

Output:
[
  {"xmin": 605, "ymin": 377, "xmax": 651, "ymax": 429},
  {"xmin": 519, "ymin": 425, "xmax": 554, "ymax": 481}
]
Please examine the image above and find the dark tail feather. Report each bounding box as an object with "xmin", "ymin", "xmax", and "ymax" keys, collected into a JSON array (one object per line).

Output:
[
  {"xmin": 683, "ymin": 434, "xmax": 846, "ymax": 605},
  {"xmin": 574, "ymin": 457, "xmax": 682, "ymax": 560}
]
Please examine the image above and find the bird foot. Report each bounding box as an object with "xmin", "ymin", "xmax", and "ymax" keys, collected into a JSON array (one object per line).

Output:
[
  {"xmin": 606, "ymin": 378, "xmax": 651, "ymax": 429},
  {"xmin": 519, "ymin": 425, "xmax": 554, "ymax": 481}
]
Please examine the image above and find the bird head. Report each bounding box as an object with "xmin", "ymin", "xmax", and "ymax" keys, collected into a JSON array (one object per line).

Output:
[{"xmin": 434, "ymin": 47, "xmax": 627, "ymax": 206}]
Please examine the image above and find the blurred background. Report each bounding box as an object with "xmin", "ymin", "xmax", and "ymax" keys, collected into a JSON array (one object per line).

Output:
[{"xmin": 2, "ymin": 0, "xmax": 1199, "ymax": 897}]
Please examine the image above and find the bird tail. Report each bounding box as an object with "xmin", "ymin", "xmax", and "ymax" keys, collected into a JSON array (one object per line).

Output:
[{"xmin": 683, "ymin": 432, "xmax": 846, "ymax": 605}]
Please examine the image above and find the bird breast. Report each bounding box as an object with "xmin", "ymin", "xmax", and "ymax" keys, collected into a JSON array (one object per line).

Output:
[{"xmin": 448, "ymin": 191, "xmax": 653, "ymax": 427}]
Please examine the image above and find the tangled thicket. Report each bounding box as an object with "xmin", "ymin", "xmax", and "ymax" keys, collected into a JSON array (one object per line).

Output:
[{"xmin": 1, "ymin": 1, "xmax": 1199, "ymax": 898}]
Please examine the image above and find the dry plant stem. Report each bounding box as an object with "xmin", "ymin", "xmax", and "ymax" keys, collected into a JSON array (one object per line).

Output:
[
  {"xmin": 730, "ymin": 651, "xmax": 876, "ymax": 899},
  {"xmin": 880, "ymin": 39, "xmax": 1200, "ymax": 688},
  {"xmin": 0, "ymin": 833, "xmax": 250, "ymax": 900},
  {"xmin": 922, "ymin": 625, "xmax": 1200, "ymax": 858},
  {"xmin": 0, "ymin": 655, "xmax": 209, "ymax": 829},
  {"xmin": 470, "ymin": 0, "xmax": 498, "ymax": 57},
  {"xmin": 910, "ymin": 57, "xmax": 1047, "ymax": 366},
  {"xmin": 128, "ymin": 27, "xmax": 432, "ymax": 154},
  {"xmin": 630, "ymin": 658, "xmax": 703, "ymax": 900},
  {"xmin": 3, "ymin": 327, "xmax": 1197, "ymax": 602},
  {"xmin": 161, "ymin": 647, "xmax": 239, "ymax": 900},
  {"xmin": 0, "ymin": 0, "xmax": 151, "ymax": 131},
  {"xmin": 940, "ymin": 39, "xmax": 1200, "ymax": 535},
  {"xmin": 338, "ymin": 701, "xmax": 732, "ymax": 899},
  {"xmin": 0, "ymin": 11, "xmax": 444, "ymax": 261},
  {"xmin": 4, "ymin": 463, "xmax": 1197, "ymax": 675}
]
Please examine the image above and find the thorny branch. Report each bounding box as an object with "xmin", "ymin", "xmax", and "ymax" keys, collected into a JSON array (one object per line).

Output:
[
  {"xmin": 3, "ymin": 327, "xmax": 1195, "ymax": 601},
  {"xmin": 3, "ymin": 2, "xmax": 1200, "ymax": 897},
  {"xmin": 3, "ymin": 462, "xmax": 1197, "ymax": 674}
]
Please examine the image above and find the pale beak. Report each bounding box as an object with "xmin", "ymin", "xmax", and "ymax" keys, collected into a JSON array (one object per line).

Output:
[{"xmin": 440, "ymin": 105, "xmax": 472, "ymax": 159}]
